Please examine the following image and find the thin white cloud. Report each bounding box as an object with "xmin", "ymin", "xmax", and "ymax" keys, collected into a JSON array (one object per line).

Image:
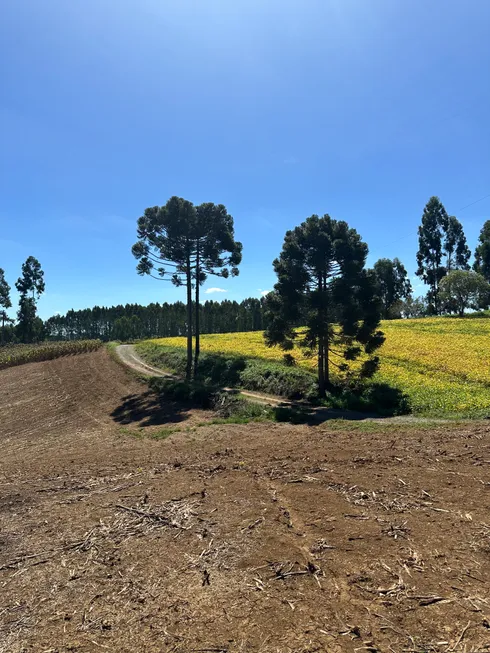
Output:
[
  {"xmin": 259, "ymin": 289, "xmax": 271, "ymax": 297},
  {"xmin": 205, "ymin": 287, "xmax": 227, "ymax": 294}
]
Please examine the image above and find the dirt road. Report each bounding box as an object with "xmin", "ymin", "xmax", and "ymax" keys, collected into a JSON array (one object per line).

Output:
[
  {"xmin": 1, "ymin": 350, "xmax": 489, "ymax": 652},
  {"xmin": 116, "ymin": 343, "xmax": 177, "ymax": 378}
]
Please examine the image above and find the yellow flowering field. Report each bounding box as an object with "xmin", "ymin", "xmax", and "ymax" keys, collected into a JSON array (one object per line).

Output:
[{"xmin": 148, "ymin": 317, "xmax": 490, "ymax": 417}]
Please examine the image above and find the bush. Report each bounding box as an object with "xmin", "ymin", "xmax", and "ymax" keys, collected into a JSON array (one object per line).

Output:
[
  {"xmin": 148, "ymin": 377, "xmax": 217, "ymax": 408},
  {"xmin": 325, "ymin": 382, "xmax": 411, "ymax": 416},
  {"xmin": 213, "ymin": 392, "xmax": 271, "ymax": 422},
  {"xmin": 239, "ymin": 360, "xmax": 318, "ymax": 399}
]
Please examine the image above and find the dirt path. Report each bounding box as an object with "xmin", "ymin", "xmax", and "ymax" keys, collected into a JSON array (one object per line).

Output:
[
  {"xmin": 116, "ymin": 344, "xmax": 296, "ymax": 406},
  {"xmin": 116, "ymin": 343, "xmax": 176, "ymax": 378}
]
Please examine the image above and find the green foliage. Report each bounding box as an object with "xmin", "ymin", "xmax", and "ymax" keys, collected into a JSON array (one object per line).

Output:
[
  {"xmin": 0, "ymin": 340, "xmax": 102, "ymax": 370},
  {"xmin": 0, "ymin": 269, "xmax": 13, "ymax": 345},
  {"xmin": 44, "ymin": 298, "xmax": 268, "ymax": 341},
  {"xmin": 399, "ymin": 296, "xmax": 429, "ymax": 318},
  {"xmin": 16, "ymin": 297, "xmax": 44, "ymax": 343},
  {"xmin": 239, "ymin": 359, "xmax": 318, "ymax": 400},
  {"xmin": 119, "ymin": 426, "xmax": 178, "ymax": 440},
  {"xmin": 328, "ymin": 382, "xmax": 411, "ymax": 416},
  {"xmin": 440, "ymin": 270, "xmax": 490, "ymax": 316},
  {"xmin": 212, "ymin": 393, "xmax": 272, "ymax": 422},
  {"xmin": 445, "ymin": 215, "xmax": 471, "ymax": 272},
  {"xmin": 0, "ymin": 268, "xmax": 12, "ymax": 311},
  {"xmin": 473, "ymin": 219, "xmax": 490, "ymax": 282},
  {"xmin": 416, "ymin": 196, "xmax": 449, "ymax": 313},
  {"xmin": 147, "ymin": 377, "xmax": 217, "ymax": 407},
  {"xmin": 372, "ymin": 258, "xmax": 412, "ymax": 318},
  {"xmin": 264, "ymin": 214, "xmax": 384, "ymax": 396},
  {"xmin": 113, "ymin": 315, "xmax": 143, "ymax": 341},
  {"xmin": 416, "ymin": 199, "xmax": 470, "ymax": 314},
  {"xmin": 15, "ymin": 256, "xmax": 45, "ymax": 298},
  {"xmin": 137, "ymin": 342, "xmax": 318, "ymax": 400},
  {"xmin": 15, "ymin": 256, "xmax": 45, "ymax": 343}
]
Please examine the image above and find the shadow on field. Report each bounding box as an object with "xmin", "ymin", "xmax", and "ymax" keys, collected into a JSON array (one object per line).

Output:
[
  {"xmin": 111, "ymin": 391, "xmax": 193, "ymax": 427},
  {"xmin": 271, "ymin": 405, "xmax": 379, "ymax": 425}
]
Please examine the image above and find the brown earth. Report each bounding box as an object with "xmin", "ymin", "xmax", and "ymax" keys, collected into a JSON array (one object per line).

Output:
[{"xmin": 1, "ymin": 349, "xmax": 489, "ymax": 653}]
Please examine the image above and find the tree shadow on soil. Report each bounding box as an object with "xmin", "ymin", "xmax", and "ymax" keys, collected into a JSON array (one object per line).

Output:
[
  {"xmin": 271, "ymin": 405, "xmax": 376, "ymax": 425},
  {"xmin": 111, "ymin": 391, "xmax": 193, "ymax": 427}
]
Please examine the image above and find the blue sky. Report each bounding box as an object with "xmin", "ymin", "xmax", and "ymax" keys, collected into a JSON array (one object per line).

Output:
[{"xmin": 1, "ymin": 0, "xmax": 490, "ymax": 319}]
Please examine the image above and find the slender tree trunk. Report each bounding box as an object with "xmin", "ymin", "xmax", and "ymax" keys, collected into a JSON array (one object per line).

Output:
[
  {"xmin": 318, "ymin": 335, "xmax": 325, "ymax": 399},
  {"xmin": 194, "ymin": 245, "xmax": 200, "ymax": 379},
  {"xmin": 317, "ymin": 273, "xmax": 326, "ymax": 398},
  {"xmin": 433, "ymin": 256, "xmax": 442, "ymax": 315},
  {"xmin": 324, "ymin": 323, "xmax": 329, "ymax": 387},
  {"xmin": 1, "ymin": 314, "xmax": 4, "ymax": 345},
  {"xmin": 323, "ymin": 271, "xmax": 329, "ymax": 388},
  {"xmin": 185, "ymin": 252, "xmax": 193, "ymax": 382}
]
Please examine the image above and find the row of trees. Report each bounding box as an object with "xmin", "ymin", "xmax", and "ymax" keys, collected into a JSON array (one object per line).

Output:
[
  {"xmin": 416, "ymin": 196, "xmax": 490, "ymax": 314},
  {"xmin": 43, "ymin": 299, "xmax": 266, "ymax": 341},
  {"xmin": 0, "ymin": 257, "xmax": 45, "ymax": 344}
]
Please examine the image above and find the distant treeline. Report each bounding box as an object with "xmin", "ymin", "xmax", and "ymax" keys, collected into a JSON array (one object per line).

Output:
[{"xmin": 44, "ymin": 298, "xmax": 268, "ymax": 341}]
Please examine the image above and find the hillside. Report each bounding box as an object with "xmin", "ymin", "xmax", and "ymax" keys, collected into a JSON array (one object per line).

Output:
[
  {"xmin": 1, "ymin": 351, "xmax": 490, "ymax": 651},
  {"xmin": 144, "ymin": 317, "xmax": 490, "ymax": 418}
]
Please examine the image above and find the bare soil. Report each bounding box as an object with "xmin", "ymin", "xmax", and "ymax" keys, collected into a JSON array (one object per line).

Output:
[{"xmin": 1, "ymin": 350, "xmax": 489, "ymax": 652}]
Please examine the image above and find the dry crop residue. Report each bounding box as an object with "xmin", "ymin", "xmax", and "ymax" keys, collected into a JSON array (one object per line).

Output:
[{"xmin": 1, "ymin": 350, "xmax": 489, "ymax": 652}]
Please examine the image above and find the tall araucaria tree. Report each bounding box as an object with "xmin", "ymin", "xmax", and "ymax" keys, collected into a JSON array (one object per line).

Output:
[
  {"xmin": 132, "ymin": 196, "xmax": 241, "ymax": 380},
  {"xmin": 416, "ymin": 196, "xmax": 449, "ymax": 314},
  {"xmin": 264, "ymin": 214, "xmax": 384, "ymax": 398},
  {"xmin": 0, "ymin": 268, "xmax": 12, "ymax": 344},
  {"xmin": 473, "ymin": 220, "xmax": 490, "ymax": 282},
  {"xmin": 15, "ymin": 257, "xmax": 45, "ymax": 343}
]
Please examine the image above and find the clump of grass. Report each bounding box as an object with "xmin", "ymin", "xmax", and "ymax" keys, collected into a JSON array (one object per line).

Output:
[
  {"xmin": 119, "ymin": 426, "xmax": 178, "ymax": 440},
  {"xmin": 213, "ymin": 392, "xmax": 272, "ymax": 423}
]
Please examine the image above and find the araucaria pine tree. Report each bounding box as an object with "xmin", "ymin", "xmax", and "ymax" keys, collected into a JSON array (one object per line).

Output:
[
  {"xmin": 132, "ymin": 196, "xmax": 242, "ymax": 380},
  {"xmin": 265, "ymin": 214, "xmax": 384, "ymax": 398}
]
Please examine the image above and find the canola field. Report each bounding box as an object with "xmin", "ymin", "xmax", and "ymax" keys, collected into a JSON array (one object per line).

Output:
[{"xmin": 148, "ymin": 318, "xmax": 490, "ymax": 417}]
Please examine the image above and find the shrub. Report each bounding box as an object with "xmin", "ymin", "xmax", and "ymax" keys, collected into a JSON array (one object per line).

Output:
[
  {"xmin": 148, "ymin": 377, "xmax": 217, "ymax": 408},
  {"xmin": 213, "ymin": 392, "xmax": 271, "ymax": 421},
  {"xmin": 239, "ymin": 360, "xmax": 317, "ymax": 399},
  {"xmin": 326, "ymin": 382, "xmax": 411, "ymax": 416}
]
